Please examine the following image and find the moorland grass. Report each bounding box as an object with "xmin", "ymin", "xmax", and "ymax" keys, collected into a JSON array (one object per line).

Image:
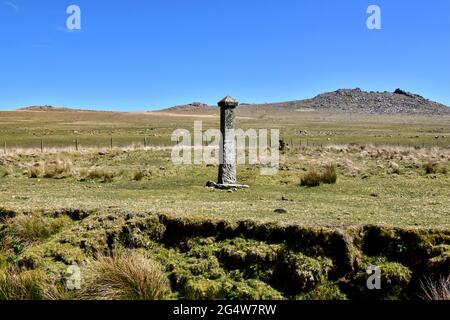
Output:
[
  {"xmin": 0, "ymin": 110, "xmax": 448, "ymax": 228},
  {"xmin": 77, "ymin": 251, "xmax": 169, "ymax": 300},
  {"xmin": 420, "ymin": 276, "xmax": 450, "ymax": 300},
  {"xmin": 300, "ymin": 164, "xmax": 337, "ymax": 187}
]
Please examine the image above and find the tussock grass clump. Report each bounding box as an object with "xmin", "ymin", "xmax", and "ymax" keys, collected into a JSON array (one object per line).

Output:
[
  {"xmin": 77, "ymin": 251, "xmax": 168, "ymax": 300},
  {"xmin": 0, "ymin": 269, "xmax": 47, "ymax": 300},
  {"xmin": 420, "ymin": 276, "xmax": 450, "ymax": 300},
  {"xmin": 101, "ymin": 171, "xmax": 114, "ymax": 183},
  {"xmin": 4, "ymin": 214, "xmax": 70, "ymax": 245},
  {"xmin": 85, "ymin": 167, "xmax": 115, "ymax": 183},
  {"xmin": 43, "ymin": 160, "xmax": 72, "ymax": 179},
  {"xmin": 300, "ymin": 164, "xmax": 337, "ymax": 187},
  {"xmin": 321, "ymin": 164, "xmax": 337, "ymax": 184},
  {"xmin": 73, "ymin": 166, "xmax": 116, "ymax": 182},
  {"xmin": 1, "ymin": 166, "xmax": 13, "ymax": 177},
  {"xmin": 0, "ymin": 268, "xmax": 67, "ymax": 300},
  {"xmin": 300, "ymin": 170, "xmax": 322, "ymax": 187},
  {"xmin": 26, "ymin": 160, "xmax": 73, "ymax": 179},
  {"xmin": 390, "ymin": 162, "xmax": 401, "ymax": 175},
  {"xmin": 73, "ymin": 167, "xmax": 88, "ymax": 180},
  {"xmin": 424, "ymin": 162, "xmax": 447, "ymax": 175},
  {"xmin": 132, "ymin": 168, "xmax": 146, "ymax": 181},
  {"xmin": 27, "ymin": 163, "xmax": 44, "ymax": 178}
]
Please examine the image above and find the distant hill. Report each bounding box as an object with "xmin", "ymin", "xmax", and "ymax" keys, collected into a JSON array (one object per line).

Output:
[
  {"xmin": 14, "ymin": 88, "xmax": 450, "ymax": 116},
  {"xmin": 17, "ymin": 106, "xmax": 110, "ymax": 113},
  {"xmin": 160, "ymin": 102, "xmax": 215, "ymax": 113},
  {"xmin": 161, "ymin": 89, "xmax": 450, "ymax": 116},
  {"xmin": 18, "ymin": 105, "xmax": 81, "ymax": 112}
]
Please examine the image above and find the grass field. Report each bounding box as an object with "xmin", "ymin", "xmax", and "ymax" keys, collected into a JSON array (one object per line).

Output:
[
  {"xmin": 0, "ymin": 109, "xmax": 449, "ymax": 300},
  {"xmin": 1, "ymin": 109, "xmax": 449, "ymax": 149},
  {"xmin": 0, "ymin": 145, "xmax": 449, "ymax": 228},
  {"xmin": 1, "ymin": 109, "xmax": 449, "ymax": 228}
]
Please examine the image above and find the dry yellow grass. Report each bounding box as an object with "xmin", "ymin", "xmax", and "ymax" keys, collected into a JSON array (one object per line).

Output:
[
  {"xmin": 0, "ymin": 269, "xmax": 47, "ymax": 300},
  {"xmin": 420, "ymin": 276, "xmax": 450, "ymax": 300},
  {"xmin": 77, "ymin": 251, "xmax": 169, "ymax": 300},
  {"xmin": 4, "ymin": 214, "xmax": 70, "ymax": 245}
]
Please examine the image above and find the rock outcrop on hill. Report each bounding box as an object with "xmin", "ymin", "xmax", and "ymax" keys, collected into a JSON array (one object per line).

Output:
[
  {"xmin": 297, "ymin": 88, "xmax": 450, "ymax": 115},
  {"xmin": 18, "ymin": 105, "xmax": 84, "ymax": 112},
  {"xmin": 162, "ymin": 89, "xmax": 450, "ymax": 116},
  {"xmin": 17, "ymin": 89, "xmax": 450, "ymax": 116},
  {"xmin": 162, "ymin": 102, "xmax": 215, "ymax": 113}
]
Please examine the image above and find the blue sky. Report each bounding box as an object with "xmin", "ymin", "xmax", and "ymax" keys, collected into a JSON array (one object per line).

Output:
[{"xmin": 1, "ymin": 0, "xmax": 449, "ymax": 111}]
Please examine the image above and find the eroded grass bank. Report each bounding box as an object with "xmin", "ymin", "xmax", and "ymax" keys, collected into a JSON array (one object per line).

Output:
[{"xmin": 0, "ymin": 208, "xmax": 448, "ymax": 300}]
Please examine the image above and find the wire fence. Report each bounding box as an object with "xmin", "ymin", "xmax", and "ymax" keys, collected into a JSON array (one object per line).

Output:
[
  {"xmin": 1, "ymin": 137, "xmax": 157, "ymax": 154},
  {"xmin": 1, "ymin": 136, "xmax": 449, "ymax": 155}
]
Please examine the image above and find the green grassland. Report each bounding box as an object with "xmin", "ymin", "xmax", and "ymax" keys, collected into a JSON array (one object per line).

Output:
[
  {"xmin": 0, "ymin": 109, "xmax": 449, "ymax": 227},
  {"xmin": 0, "ymin": 109, "xmax": 449, "ymax": 300},
  {"xmin": 0, "ymin": 109, "xmax": 449, "ymax": 148},
  {"xmin": 0, "ymin": 146, "xmax": 449, "ymax": 228}
]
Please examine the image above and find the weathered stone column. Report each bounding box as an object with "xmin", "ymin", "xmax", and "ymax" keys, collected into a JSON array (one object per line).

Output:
[
  {"xmin": 210, "ymin": 96, "xmax": 249, "ymax": 190},
  {"xmin": 205, "ymin": 96, "xmax": 249, "ymax": 189},
  {"xmin": 218, "ymin": 96, "xmax": 238, "ymax": 185}
]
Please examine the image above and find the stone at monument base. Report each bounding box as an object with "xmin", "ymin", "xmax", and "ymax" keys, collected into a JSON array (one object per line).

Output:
[
  {"xmin": 206, "ymin": 181, "xmax": 250, "ymax": 190},
  {"xmin": 215, "ymin": 183, "xmax": 250, "ymax": 190}
]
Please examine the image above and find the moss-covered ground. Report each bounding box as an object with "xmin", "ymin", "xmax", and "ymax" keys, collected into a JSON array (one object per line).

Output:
[{"xmin": 1, "ymin": 209, "xmax": 449, "ymax": 300}]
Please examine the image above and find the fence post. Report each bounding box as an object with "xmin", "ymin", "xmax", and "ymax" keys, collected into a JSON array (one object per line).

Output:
[
  {"xmin": 75, "ymin": 139, "xmax": 79, "ymax": 151},
  {"xmin": 40, "ymin": 139, "xmax": 43, "ymax": 153},
  {"xmin": 110, "ymin": 137, "xmax": 113, "ymax": 150},
  {"xmin": 3, "ymin": 141, "xmax": 6, "ymax": 155},
  {"xmin": 144, "ymin": 137, "xmax": 147, "ymax": 148}
]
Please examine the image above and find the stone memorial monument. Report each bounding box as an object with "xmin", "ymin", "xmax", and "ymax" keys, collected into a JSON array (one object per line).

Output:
[{"xmin": 207, "ymin": 96, "xmax": 249, "ymax": 190}]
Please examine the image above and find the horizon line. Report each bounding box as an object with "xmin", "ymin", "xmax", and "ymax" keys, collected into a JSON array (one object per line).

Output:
[{"xmin": 1, "ymin": 87, "xmax": 450, "ymax": 112}]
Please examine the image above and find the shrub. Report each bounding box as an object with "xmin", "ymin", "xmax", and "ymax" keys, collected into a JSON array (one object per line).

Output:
[
  {"xmin": 77, "ymin": 251, "xmax": 169, "ymax": 300},
  {"xmin": 300, "ymin": 164, "xmax": 338, "ymax": 187},
  {"xmin": 420, "ymin": 276, "xmax": 450, "ymax": 300}
]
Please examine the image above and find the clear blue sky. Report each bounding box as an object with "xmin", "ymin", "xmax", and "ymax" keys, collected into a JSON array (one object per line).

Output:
[{"xmin": 1, "ymin": 0, "xmax": 449, "ymax": 111}]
